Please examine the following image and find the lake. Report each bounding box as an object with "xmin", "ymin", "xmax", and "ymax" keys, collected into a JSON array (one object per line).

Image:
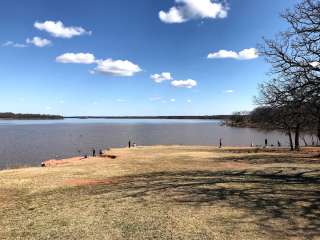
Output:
[{"xmin": 0, "ymin": 118, "xmax": 292, "ymax": 169}]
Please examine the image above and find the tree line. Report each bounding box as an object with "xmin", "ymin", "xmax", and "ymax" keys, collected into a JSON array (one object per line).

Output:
[{"xmin": 0, "ymin": 112, "xmax": 64, "ymax": 120}]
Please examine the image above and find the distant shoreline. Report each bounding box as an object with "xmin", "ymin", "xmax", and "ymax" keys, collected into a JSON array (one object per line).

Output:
[
  {"xmin": 0, "ymin": 113, "xmax": 233, "ymax": 121},
  {"xmin": 65, "ymin": 115, "xmax": 231, "ymax": 120}
]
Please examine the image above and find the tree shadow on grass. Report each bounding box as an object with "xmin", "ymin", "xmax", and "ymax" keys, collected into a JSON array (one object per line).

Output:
[
  {"xmin": 86, "ymin": 169, "xmax": 320, "ymax": 239},
  {"xmin": 217, "ymin": 153, "xmax": 320, "ymax": 164}
]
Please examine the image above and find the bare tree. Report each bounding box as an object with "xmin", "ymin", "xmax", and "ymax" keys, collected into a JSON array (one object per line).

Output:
[
  {"xmin": 257, "ymin": 0, "xmax": 320, "ymax": 150},
  {"xmin": 250, "ymin": 106, "xmax": 296, "ymax": 150}
]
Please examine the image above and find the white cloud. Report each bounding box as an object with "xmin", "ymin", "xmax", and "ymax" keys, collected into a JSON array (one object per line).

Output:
[
  {"xmin": 159, "ymin": 7, "xmax": 186, "ymax": 23},
  {"xmin": 224, "ymin": 89, "xmax": 234, "ymax": 93},
  {"xmin": 150, "ymin": 72, "xmax": 197, "ymax": 89},
  {"xmin": 56, "ymin": 53, "xmax": 96, "ymax": 64},
  {"xmin": 171, "ymin": 79, "xmax": 197, "ymax": 88},
  {"xmin": 150, "ymin": 72, "xmax": 173, "ymax": 83},
  {"xmin": 208, "ymin": 50, "xmax": 237, "ymax": 59},
  {"xmin": 310, "ymin": 62, "xmax": 320, "ymax": 68},
  {"xmin": 159, "ymin": 0, "xmax": 228, "ymax": 24},
  {"xmin": 208, "ymin": 48, "xmax": 258, "ymax": 60},
  {"xmin": 187, "ymin": 99, "xmax": 192, "ymax": 103},
  {"xmin": 170, "ymin": 98, "xmax": 176, "ymax": 102},
  {"xmin": 55, "ymin": 53, "xmax": 141, "ymax": 77},
  {"xmin": 116, "ymin": 98, "xmax": 126, "ymax": 102},
  {"xmin": 45, "ymin": 106, "xmax": 52, "ymax": 110},
  {"xmin": 2, "ymin": 41, "xmax": 27, "ymax": 48},
  {"xmin": 26, "ymin": 37, "xmax": 51, "ymax": 47},
  {"xmin": 95, "ymin": 59, "xmax": 142, "ymax": 77},
  {"xmin": 34, "ymin": 20, "xmax": 91, "ymax": 38}
]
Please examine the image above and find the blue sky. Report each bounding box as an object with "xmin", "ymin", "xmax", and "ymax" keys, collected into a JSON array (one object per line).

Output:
[{"xmin": 0, "ymin": 0, "xmax": 299, "ymax": 116}]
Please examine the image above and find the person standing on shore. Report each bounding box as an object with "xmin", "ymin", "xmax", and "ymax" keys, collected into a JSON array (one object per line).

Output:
[
  {"xmin": 128, "ymin": 140, "xmax": 131, "ymax": 148},
  {"xmin": 277, "ymin": 140, "xmax": 281, "ymax": 147},
  {"xmin": 92, "ymin": 148, "xmax": 96, "ymax": 157},
  {"xmin": 219, "ymin": 138, "xmax": 222, "ymax": 148},
  {"xmin": 265, "ymin": 138, "xmax": 268, "ymax": 147}
]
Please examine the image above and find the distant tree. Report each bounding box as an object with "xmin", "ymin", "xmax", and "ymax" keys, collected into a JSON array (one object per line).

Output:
[{"xmin": 251, "ymin": 106, "xmax": 307, "ymax": 150}]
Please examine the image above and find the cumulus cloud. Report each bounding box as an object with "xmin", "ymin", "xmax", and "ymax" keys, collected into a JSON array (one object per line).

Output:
[
  {"xmin": 170, "ymin": 98, "xmax": 176, "ymax": 102},
  {"xmin": 56, "ymin": 53, "xmax": 96, "ymax": 64},
  {"xmin": 187, "ymin": 99, "xmax": 192, "ymax": 103},
  {"xmin": 208, "ymin": 48, "xmax": 258, "ymax": 60},
  {"xmin": 2, "ymin": 41, "xmax": 27, "ymax": 48},
  {"xmin": 26, "ymin": 37, "xmax": 51, "ymax": 47},
  {"xmin": 151, "ymin": 71, "xmax": 197, "ymax": 89},
  {"xmin": 34, "ymin": 20, "xmax": 91, "ymax": 38},
  {"xmin": 159, "ymin": 0, "xmax": 228, "ymax": 24},
  {"xmin": 150, "ymin": 72, "xmax": 173, "ymax": 83},
  {"xmin": 171, "ymin": 79, "xmax": 197, "ymax": 88},
  {"xmin": 55, "ymin": 52, "xmax": 141, "ymax": 77},
  {"xmin": 95, "ymin": 59, "xmax": 142, "ymax": 77}
]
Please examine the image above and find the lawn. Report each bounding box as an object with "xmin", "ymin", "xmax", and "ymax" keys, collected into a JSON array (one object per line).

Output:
[{"xmin": 1, "ymin": 146, "xmax": 320, "ymax": 239}]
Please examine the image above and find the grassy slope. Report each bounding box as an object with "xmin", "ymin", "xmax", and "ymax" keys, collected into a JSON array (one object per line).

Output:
[{"xmin": 1, "ymin": 146, "xmax": 320, "ymax": 240}]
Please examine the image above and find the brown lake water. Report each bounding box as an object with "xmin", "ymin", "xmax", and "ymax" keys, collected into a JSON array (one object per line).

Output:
[{"xmin": 0, "ymin": 118, "xmax": 297, "ymax": 169}]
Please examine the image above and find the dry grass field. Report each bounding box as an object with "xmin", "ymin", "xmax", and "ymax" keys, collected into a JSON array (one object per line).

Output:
[{"xmin": 1, "ymin": 145, "xmax": 320, "ymax": 239}]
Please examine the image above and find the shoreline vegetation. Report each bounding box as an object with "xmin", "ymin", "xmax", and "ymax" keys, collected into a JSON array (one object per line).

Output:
[
  {"xmin": 226, "ymin": 111, "xmax": 320, "ymax": 149},
  {"xmin": 2, "ymin": 145, "xmax": 320, "ymax": 239},
  {"xmin": 0, "ymin": 112, "xmax": 64, "ymax": 120}
]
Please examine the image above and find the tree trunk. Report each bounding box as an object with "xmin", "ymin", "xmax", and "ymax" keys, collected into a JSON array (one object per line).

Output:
[
  {"xmin": 317, "ymin": 116, "xmax": 320, "ymax": 144},
  {"xmin": 288, "ymin": 130, "xmax": 294, "ymax": 151},
  {"xmin": 301, "ymin": 136, "xmax": 308, "ymax": 146},
  {"xmin": 294, "ymin": 124, "xmax": 300, "ymax": 151}
]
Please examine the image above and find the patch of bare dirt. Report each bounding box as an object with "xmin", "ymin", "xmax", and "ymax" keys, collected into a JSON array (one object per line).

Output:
[
  {"xmin": 41, "ymin": 157, "xmax": 84, "ymax": 167},
  {"xmin": 42, "ymin": 155, "xmax": 117, "ymax": 167}
]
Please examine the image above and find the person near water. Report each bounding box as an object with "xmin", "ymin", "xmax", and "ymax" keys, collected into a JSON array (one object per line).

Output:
[
  {"xmin": 128, "ymin": 140, "xmax": 131, "ymax": 148},
  {"xmin": 92, "ymin": 148, "xmax": 96, "ymax": 157},
  {"xmin": 219, "ymin": 138, "xmax": 222, "ymax": 148},
  {"xmin": 277, "ymin": 140, "xmax": 281, "ymax": 147},
  {"xmin": 99, "ymin": 149, "xmax": 103, "ymax": 156},
  {"xmin": 265, "ymin": 138, "xmax": 268, "ymax": 147}
]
